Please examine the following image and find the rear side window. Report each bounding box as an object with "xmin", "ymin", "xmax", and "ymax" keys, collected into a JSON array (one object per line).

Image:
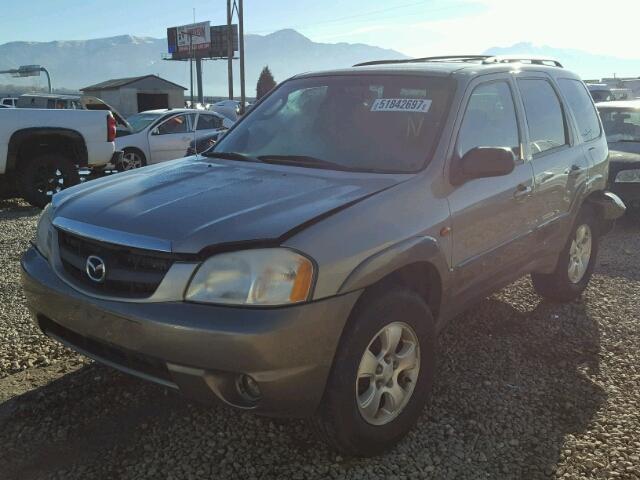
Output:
[
  {"xmin": 457, "ymin": 81, "xmax": 520, "ymax": 157},
  {"xmin": 558, "ymin": 79, "xmax": 601, "ymax": 142},
  {"xmin": 518, "ymin": 79, "xmax": 568, "ymax": 156},
  {"xmin": 197, "ymin": 114, "xmax": 223, "ymax": 130}
]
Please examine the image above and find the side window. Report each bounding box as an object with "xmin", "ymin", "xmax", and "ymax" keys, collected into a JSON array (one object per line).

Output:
[
  {"xmin": 196, "ymin": 114, "xmax": 223, "ymax": 130},
  {"xmin": 157, "ymin": 114, "xmax": 190, "ymax": 135},
  {"xmin": 558, "ymin": 79, "xmax": 602, "ymax": 142},
  {"xmin": 517, "ymin": 79, "xmax": 568, "ymax": 156},
  {"xmin": 457, "ymin": 81, "xmax": 520, "ymax": 158}
]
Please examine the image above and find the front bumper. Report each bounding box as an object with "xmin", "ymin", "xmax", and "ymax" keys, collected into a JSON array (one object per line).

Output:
[{"xmin": 21, "ymin": 246, "xmax": 361, "ymax": 417}]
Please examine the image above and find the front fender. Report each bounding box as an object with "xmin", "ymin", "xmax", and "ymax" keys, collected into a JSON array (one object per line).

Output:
[{"xmin": 338, "ymin": 235, "xmax": 447, "ymax": 294}]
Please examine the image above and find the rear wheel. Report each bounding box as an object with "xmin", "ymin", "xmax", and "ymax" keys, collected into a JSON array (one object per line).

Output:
[
  {"xmin": 312, "ymin": 289, "xmax": 436, "ymax": 456},
  {"xmin": 531, "ymin": 207, "xmax": 599, "ymax": 302},
  {"xmin": 117, "ymin": 149, "xmax": 146, "ymax": 171},
  {"xmin": 18, "ymin": 153, "xmax": 80, "ymax": 208}
]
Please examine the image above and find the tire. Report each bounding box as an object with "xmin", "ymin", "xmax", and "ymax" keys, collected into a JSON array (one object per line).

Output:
[
  {"xmin": 18, "ymin": 153, "xmax": 80, "ymax": 209},
  {"xmin": 531, "ymin": 206, "xmax": 599, "ymax": 302},
  {"xmin": 312, "ymin": 288, "xmax": 436, "ymax": 456},
  {"xmin": 117, "ymin": 149, "xmax": 146, "ymax": 171}
]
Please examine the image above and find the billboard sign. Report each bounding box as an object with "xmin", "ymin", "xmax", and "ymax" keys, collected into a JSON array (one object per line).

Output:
[
  {"xmin": 177, "ymin": 22, "xmax": 211, "ymax": 51},
  {"xmin": 167, "ymin": 22, "xmax": 211, "ymax": 58},
  {"xmin": 167, "ymin": 22, "xmax": 237, "ymax": 60}
]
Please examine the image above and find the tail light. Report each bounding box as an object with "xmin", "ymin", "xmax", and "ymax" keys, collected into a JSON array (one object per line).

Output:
[{"xmin": 107, "ymin": 114, "xmax": 116, "ymax": 142}]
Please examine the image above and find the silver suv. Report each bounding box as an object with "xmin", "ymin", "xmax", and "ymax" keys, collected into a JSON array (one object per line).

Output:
[{"xmin": 22, "ymin": 55, "xmax": 625, "ymax": 456}]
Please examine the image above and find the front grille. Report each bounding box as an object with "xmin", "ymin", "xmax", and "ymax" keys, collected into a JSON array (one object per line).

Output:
[
  {"xmin": 57, "ymin": 229, "xmax": 174, "ymax": 298},
  {"xmin": 38, "ymin": 315, "xmax": 174, "ymax": 385}
]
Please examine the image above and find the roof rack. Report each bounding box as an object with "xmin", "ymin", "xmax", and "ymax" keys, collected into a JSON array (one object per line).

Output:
[
  {"xmin": 353, "ymin": 55, "xmax": 491, "ymax": 67},
  {"xmin": 482, "ymin": 55, "xmax": 563, "ymax": 68},
  {"xmin": 353, "ymin": 54, "xmax": 563, "ymax": 68}
]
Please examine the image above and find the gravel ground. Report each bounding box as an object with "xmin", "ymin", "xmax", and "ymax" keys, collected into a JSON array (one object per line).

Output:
[{"xmin": 0, "ymin": 198, "xmax": 639, "ymax": 480}]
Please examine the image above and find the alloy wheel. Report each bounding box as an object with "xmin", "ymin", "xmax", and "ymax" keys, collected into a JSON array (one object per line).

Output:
[
  {"xmin": 356, "ymin": 322, "xmax": 420, "ymax": 426},
  {"xmin": 120, "ymin": 152, "xmax": 143, "ymax": 170},
  {"xmin": 568, "ymin": 224, "xmax": 592, "ymax": 284}
]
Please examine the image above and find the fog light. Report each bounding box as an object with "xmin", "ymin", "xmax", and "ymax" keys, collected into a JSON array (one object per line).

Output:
[{"xmin": 236, "ymin": 374, "xmax": 261, "ymax": 401}]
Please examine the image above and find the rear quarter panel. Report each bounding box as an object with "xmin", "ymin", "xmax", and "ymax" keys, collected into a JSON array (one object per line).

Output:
[{"xmin": 0, "ymin": 109, "xmax": 115, "ymax": 171}]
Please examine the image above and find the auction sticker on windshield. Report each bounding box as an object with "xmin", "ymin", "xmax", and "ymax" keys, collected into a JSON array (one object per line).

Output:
[{"xmin": 371, "ymin": 98, "xmax": 432, "ymax": 113}]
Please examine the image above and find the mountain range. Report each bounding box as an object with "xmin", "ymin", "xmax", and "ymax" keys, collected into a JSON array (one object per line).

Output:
[
  {"xmin": 0, "ymin": 29, "xmax": 407, "ymax": 96},
  {"xmin": 1, "ymin": 31, "xmax": 639, "ymax": 97}
]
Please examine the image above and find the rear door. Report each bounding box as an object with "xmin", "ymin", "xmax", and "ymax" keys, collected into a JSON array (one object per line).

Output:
[
  {"xmin": 516, "ymin": 76, "xmax": 589, "ymax": 246},
  {"xmin": 148, "ymin": 113, "xmax": 196, "ymax": 163},
  {"xmin": 448, "ymin": 75, "xmax": 536, "ymax": 297}
]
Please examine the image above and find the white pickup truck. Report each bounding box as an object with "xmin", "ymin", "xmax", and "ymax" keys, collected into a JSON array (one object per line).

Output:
[{"xmin": 0, "ymin": 108, "xmax": 121, "ymax": 207}]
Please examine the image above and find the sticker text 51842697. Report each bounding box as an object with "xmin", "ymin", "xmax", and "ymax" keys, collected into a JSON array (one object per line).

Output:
[{"xmin": 371, "ymin": 98, "xmax": 432, "ymax": 113}]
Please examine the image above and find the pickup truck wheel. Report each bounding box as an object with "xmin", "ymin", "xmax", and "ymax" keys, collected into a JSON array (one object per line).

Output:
[
  {"xmin": 118, "ymin": 149, "xmax": 146, "ymax": 171},
  {"xmin": 18, "ymin": 153, "xmax": 80, "ymax": 208},
  {"xmin": 531, "ymin": 207, "xmax": 599, "ymax": 302},
  {"xmin": 312, "ymin": 289, "xmax": 436, "ymax": 456}
]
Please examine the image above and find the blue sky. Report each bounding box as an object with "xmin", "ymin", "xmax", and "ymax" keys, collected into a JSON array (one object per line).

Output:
[{"xmin": 0, "ymin": 0, "xmax": 638, "ymax": 58}]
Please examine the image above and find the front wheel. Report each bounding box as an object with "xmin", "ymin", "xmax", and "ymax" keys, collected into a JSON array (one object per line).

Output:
[
  {"xmin": 18, "ymin": 153, "xmax": 80, "ymax": 208},
  {"xmin": 312, "ymin": 289, "xmax": 436, "ymax": 456},
  {"xmin": 531, "ymin": 207, "xmax": 599, "ymax": 302}
]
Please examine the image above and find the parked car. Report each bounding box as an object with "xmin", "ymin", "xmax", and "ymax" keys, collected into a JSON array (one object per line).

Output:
[
  {"xmin": 185, "ymin": 129, "xmax": 225, "ymax": 156},
  {"xmin": 0, "ymin": 108, "xmax": 121, "ymax": 207},
  {"xmin": 1, "ymin": 97, "xmax": 18, "ymax": 108},
  {"xmin": 22, "ymin": 55, "xmax": 624, "ymax": 456},
  {"xmin": 16, "ymin": 93, "xmax": 82, "ymax": 109},
  {"xmin": 597, "ymin": 100, "xmax": 640, "ymax": 208},
  {"xmin": 587, "ymin": 83, "xmax": 615, "ymax": 102},
  {"xmin": 114, "ymin": 109, "xmax": 233, "ymax": 170},
  {"xmin": 207, "ymin": 99, "xmax": 244, "ymax": 121}
]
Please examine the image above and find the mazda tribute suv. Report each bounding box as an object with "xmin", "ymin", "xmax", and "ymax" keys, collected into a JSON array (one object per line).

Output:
[{"xmin": 22, "ymin": 55, "xmax": 625, "ymax": 456}]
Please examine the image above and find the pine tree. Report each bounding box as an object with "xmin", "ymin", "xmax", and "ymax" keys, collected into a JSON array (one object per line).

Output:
[{"xmin": 256, "ymin": 66, "xmax": 276, "ymax": 100}]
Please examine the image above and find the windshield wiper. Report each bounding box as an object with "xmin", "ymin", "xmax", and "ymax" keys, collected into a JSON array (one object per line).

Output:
[
  {"xmin": 202, "ymin": 151, "xmax": 261, "ymax": 163},
  {"xmin": 257, "ymin": 155, "xmax": 356, "ymax": 171}
]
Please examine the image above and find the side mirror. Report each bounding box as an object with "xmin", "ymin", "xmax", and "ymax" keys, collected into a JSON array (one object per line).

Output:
[
  {"xmin": 151, "ymin": 127, "xmax": 160, "ymax": 136},
  {"xmin": 453, "ymin": 147, "xmax": 516, "ymax": 184}
]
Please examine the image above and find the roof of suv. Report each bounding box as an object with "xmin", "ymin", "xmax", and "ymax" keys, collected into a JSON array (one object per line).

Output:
[{"xmin": 295, "ymin": 55, "xmax": 579, "ymax": 81}]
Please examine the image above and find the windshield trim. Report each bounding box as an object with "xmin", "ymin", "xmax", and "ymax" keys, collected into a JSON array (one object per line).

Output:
[{"xmin": 212, "ymin": 73, "xmax": 456, "ymax": 174}]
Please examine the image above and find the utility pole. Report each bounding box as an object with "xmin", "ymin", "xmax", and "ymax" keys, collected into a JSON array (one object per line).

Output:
[
  {"xmin": 192, "ymin": 8, "xmax": 196, "ymax": 106},
  {"xmin": 238, "ymin": 0, "xmax": 246, "ymax": 114},
  {"xmin": 189, "ymin": 34, "xmax": 194, "ymax": 106},
  {"xmin": 226, "ymin": 0, "xmax": 234, "ymax": 100},
  {"xmin": 196, "ymin": 58, "xmax": 203, "ymax": 103}
]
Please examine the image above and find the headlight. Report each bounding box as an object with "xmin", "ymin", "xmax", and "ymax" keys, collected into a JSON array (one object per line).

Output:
[
  {"xmin": 615, "ymin": 169, "xmax": 640, "ymax": 183},
  {"xmin": 185, "ymin": 249, "xmax": 314, "ymax": 306},
  {"xmin": 34, "ymin": 203, "xmax": 55, "ymax": 259}
]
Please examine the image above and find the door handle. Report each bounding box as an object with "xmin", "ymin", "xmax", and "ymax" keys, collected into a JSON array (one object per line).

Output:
[
  {"xmin": 514, "ymin": 183, "xmax": 532, "ymax": 199},
  {"xmin": 566, "ymin": 164, "xmax": 582, "ymax": 176}
]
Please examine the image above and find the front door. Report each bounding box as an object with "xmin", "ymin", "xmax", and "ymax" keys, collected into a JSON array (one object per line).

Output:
[
  {"xmin": 148, "ymin": 113, "xmax": 196, "ymax": 163},
  {"xmin": 448, "ymin": 76, "xmax": 536, "ymax": 298}
]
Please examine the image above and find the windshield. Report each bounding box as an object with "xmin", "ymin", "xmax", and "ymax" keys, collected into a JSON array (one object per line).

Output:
[
  {"xmin": 600, "ymin": 109, "xmax": 640, "ymax": 142},
  {"xmin": 214, "ymin": 75, "xmax": 453, "ymax": 173},
  {"xmin": 127, "ymin": 112, "xmax": 163, "ymax": 133}
]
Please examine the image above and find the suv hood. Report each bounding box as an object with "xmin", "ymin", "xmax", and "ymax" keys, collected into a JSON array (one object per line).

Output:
[{"xmin": 53, "ymin": 157, "xmax": 404, "ymax": 254}]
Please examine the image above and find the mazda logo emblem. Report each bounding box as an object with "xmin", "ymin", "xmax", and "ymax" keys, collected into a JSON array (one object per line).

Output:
[{"xmin": 85, "ymin": 255, "xmax": 106, "ymax": 283}]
